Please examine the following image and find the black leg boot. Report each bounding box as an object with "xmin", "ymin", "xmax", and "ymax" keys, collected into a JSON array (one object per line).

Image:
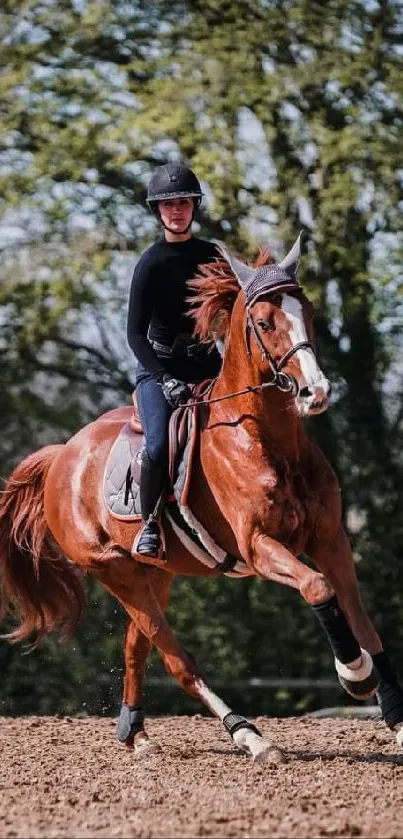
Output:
[{"xmin": 132, "ymin": 451, "xmax": 167, "ymax": 559}]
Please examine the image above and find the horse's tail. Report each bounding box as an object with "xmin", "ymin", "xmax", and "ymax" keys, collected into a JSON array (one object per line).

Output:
[{"xmin": 0, "ymin": 444, "xmax": 86, "ymax": 646}]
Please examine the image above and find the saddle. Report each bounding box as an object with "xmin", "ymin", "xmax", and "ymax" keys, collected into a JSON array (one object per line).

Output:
[
  {"xmin": 103, "ymin": 384, "xmax": 251, "ymax": 577},
  {"xmin": 104, "ymin": 384, "xmax": 208, "ymax": 520}
]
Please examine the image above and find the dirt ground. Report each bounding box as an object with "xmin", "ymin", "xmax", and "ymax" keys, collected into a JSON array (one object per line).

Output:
[{"xmin": 1, "ymin": 714, "xmax": 403, "ymax": 839}]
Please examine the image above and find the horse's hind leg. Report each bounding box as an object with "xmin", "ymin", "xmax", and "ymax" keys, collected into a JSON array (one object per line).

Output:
[
  {"xmin": 310, "ymin": 526, "xmax": 403, "ymax": 738},
  {"xmin": 117, "ymin": 568, "xmax": 172, "ymax": 753},
  {"xmin": 95, "ymin": 558, "xmax": 283, "ymax": 763},
  {"xmin": 116, "ymin": 623, "xmax": 151, "ymax": 750}
]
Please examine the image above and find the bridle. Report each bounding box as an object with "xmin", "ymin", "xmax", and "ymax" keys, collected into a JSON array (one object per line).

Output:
[
  {"xmin": 246, "ymin": 311, "xmax": 314, "ymax": 396},
  {"xmin": 184, "ymin": 304, "xmax": 316, "ymax": 409}
]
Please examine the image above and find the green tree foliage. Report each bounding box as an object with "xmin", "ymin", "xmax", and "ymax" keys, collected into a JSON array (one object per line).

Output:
[{"xmin": 1, "ymin": 0, "xmax": 402, "ymax": 717}]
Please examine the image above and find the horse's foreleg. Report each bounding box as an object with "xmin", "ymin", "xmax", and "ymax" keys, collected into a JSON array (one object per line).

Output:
[
  {"xmin": 310, "ymin": 526, "xmax": 403, "ymax": 739},
  {"xmin": 250, "ymin": 533, "xmax": 378, "ymax": 700},
  {"xmin": 117, "ymin": 568, "xmax": 172, "ymax": 753},
  {"xmin": 308, "ymin": 527, "xmax": 382, "ymax": 653},
  {"xmin": 95, "ymin": 558, "xmax": 282, "ymax": 763}
]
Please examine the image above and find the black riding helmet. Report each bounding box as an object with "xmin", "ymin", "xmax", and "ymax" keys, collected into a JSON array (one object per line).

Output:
[{"xmin": 146, "ymin": 161, "xmax": 203, "ymax": 211}]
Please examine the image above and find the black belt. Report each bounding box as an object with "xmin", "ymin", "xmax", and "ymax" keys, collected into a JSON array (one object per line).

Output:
[{"xmin": 150, "ymin": 339, "xmax": 205, "ymax": 358}]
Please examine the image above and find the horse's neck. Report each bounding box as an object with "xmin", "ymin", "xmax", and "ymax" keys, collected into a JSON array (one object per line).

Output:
[{"xmin": 211, "ymin": 352, "xmax": 303, "ymax": 461}]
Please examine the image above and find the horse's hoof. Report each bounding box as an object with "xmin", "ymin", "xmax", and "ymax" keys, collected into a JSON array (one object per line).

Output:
[
  {"xmin": 257, "ymin": 746, "xmax": 285, "ymax": 765},
  {"xmin": 133, "ymin": 736, "xmax": 161, "ymax": 756},
  {"xmin": 232, "ymin": 726, "xmax": 282, "ymax": 763}
]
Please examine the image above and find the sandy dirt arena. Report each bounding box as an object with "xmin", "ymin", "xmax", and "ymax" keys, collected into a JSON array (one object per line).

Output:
[{"xmin": 1, "ymin": 714, "xmax": 403, "ymax": 838}]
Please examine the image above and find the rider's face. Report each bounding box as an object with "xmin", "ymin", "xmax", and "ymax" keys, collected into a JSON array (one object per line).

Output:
[{"xmin": 158, "ymin": 197, "xmax": 194, "ymax": 233}]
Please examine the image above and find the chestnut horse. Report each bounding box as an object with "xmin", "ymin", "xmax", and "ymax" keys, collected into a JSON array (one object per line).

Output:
[{"xmin": 1, "ymin": 232, "xmax": 403, "ymax": 763}]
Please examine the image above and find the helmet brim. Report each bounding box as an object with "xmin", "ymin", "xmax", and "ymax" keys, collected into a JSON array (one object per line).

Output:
[{"xmin": 147, "ymin": 191, "xmax": 203, "ymax": 204}]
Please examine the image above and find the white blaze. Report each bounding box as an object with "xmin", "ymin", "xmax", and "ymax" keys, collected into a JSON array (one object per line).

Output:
[{"xmin": 281, "ymin": 293, "xmax": 323, "ymax": 386}]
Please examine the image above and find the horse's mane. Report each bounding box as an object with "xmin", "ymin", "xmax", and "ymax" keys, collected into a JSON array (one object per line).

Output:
[{"xmin": 188, "ymin": 249, "xmax": 275, "ymax": 343}]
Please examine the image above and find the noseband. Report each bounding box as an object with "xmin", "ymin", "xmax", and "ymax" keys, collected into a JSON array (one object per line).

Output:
[{"xmin": 246, "ymin": 311, "xmax": 314, "ymax": 396}]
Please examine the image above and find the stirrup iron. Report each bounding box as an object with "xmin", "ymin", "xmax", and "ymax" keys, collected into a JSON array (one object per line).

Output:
[{"xmin": 132, "ymin": 516, "xmax": 166, "ymax": 560}]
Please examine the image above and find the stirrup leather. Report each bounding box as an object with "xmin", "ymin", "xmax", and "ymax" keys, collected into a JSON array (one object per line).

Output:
[{"xmin": 132, "ymin": 517, "xmax": 166, "ymax": 560}]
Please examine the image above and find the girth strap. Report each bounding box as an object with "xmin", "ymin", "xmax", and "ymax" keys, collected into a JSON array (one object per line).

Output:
[{"xmin": 167, "ymin": 502, "xmax": 239, "ymax": 574}]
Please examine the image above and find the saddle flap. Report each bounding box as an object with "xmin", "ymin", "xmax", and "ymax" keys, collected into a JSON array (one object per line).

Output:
[
  {"xmin": 168, "ymin": 406, "xmax": 193, "ymax": 484},
  {"xmin": 102, "ymin": 398, "xmax": 250, "ymax": 576}
]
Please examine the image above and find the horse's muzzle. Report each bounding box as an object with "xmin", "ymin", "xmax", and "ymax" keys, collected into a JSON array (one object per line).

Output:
[{"xmin": 296, "ymin": 380, "xmax": 332, "ymax": 416}]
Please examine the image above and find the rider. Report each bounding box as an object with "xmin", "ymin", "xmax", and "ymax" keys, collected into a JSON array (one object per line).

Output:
[{"xmin": 127, "ymin": 161, "xmax": 222, "ymax": 559}]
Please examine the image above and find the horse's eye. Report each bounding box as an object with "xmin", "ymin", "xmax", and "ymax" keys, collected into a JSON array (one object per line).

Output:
[{"xmin": 256, "ymin": 318, "xmax": 274, "ymax": 333}]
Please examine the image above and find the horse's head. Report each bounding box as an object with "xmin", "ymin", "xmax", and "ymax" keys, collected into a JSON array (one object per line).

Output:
[{"xmin": 216, "ymin": 231, "xmax": 331, "ymax": 417}]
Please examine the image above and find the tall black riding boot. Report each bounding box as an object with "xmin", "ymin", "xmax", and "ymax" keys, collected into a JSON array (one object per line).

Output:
[{"xmin": 132, "ymin": 451, "xmax": 167, "ymax": 559}]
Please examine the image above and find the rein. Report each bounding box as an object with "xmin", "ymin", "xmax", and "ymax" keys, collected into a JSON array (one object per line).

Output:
[{"xmin": 184, "ymin": 378, "xmax": 278, "ymax": 409}]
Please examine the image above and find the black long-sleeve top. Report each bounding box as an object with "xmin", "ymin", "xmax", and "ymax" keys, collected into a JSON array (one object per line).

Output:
[{"xmin": 127, "ymin": 236, "xmax": 219, "ymax": 379}]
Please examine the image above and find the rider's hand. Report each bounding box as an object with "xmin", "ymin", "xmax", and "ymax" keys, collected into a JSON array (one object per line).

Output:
[{"xmin": 161, "ymin": 375, "xmax": 192, "ymax": 408}]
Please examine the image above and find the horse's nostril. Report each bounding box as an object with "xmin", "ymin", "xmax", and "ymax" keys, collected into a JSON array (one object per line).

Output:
[{"xmin": 299, "ymin": 382, "xmax": 331, "ymax": 401}]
